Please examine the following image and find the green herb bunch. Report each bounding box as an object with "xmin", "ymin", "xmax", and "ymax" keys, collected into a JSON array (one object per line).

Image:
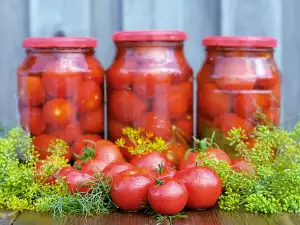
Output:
[{"xmin": 200, "ymin": 124, "xmax": 300, "ymax": 213}]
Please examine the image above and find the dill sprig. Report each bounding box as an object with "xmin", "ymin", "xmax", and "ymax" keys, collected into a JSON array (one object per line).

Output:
[{"xmin": 144, "ymin": 204, "xmax": 187, "ymax": 225}]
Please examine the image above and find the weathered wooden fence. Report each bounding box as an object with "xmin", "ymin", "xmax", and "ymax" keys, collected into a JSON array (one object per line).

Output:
[{"xmin": 0, "ymin": 0, "xmax": 298, "ymax": 126}]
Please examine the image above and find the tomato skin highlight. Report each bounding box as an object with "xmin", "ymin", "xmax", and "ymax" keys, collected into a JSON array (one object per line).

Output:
[
  {"xmin": 174, "ymin": 166, "xmax": 222, "ymax": 209},
  {"xmin": 93, "ymin": 140, "xmax": 125, "ymax": 164},
  {"xmin": 43, "ymin": 99, "xmax": 76, "ymax": 128},
  {"xmin": 130, "ymin": 151, "xmax": 173, "ymax": 170},
  {"xmin": 103, "ymin": 162, "xmax": 134, "ymax": 179},
  {"xmin": 110, "ymin": 167, "xmax": 156, "ymax": 211},
  {"xmin": 81, "ymin": 158, "xmax": 110, "ymax": 175},
  {"xmin": 62, "ymin": 169, "xmax": 94, "ymax": 193},
  {"xmin": 148, "ymin": 178, "xmax": 188, "ymax": 215}
]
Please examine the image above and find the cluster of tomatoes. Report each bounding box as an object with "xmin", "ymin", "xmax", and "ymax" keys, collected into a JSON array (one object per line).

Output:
[
  {"xmin": 17, "ymin": 53, "xmax": 105, "ymax": 154},
  {"xmin": 106, "ymin": 47, "xmax": 193, "ymax": 152},
  {"xmin": 35, "ymin": 129, "xmax": 255, "ymax": 216},
  {"xmin": 197, "ymin": 56, "xmax": 281, "ymax": 140}
]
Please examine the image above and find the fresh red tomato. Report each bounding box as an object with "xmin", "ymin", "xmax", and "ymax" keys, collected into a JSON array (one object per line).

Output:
[
  {"xmin": 20, "ymin": 107, "xmax": 46, "ymax": 136},
  {"xmin": 154, "ymin": 164, "xmax": 177, "ymax": 179},
  {"xmin": 18, "ymin": 76, "xmax": 46, "ymax": 106},
  {"xmin": 107, "ymin": 119, "xmax": 129, "ymax": 141},
  {"xmin": 148, "ymin": 178, "xmax": 188, "ymax": 215},
  {"xmin": 43, "ymin": 99, "xmax": 76, "ymax": 128},
  {"xmin": 174, "ymin": 166, "xmax": 222, "ymax": 209},
  {"xmin": 80, "ymin": 108, "xmax": 104, "ymax": 133},
  {"xmin": 202, "ymin": 148, "xmax": 232, "ymax": 165},
  {"xmin": 108, "ymin": 90, "xmax": 147, "ymax": 123},
  {"xmin": 61, "ymin": 169, "xmax": 94, "ymax": 193},
  {"xmin": 173, "ymin": 114, "xmax": 193, "ymax": 141},
  {"xmin": 110, "ymin": 167, "xmax": 156, "ymax": 211},
  {"xmin": 33, "ymin": 134, "xmax": 71, "ymax": 160},
  {"xmin": 197, "ymin": 83, "xmax": 232, "ymax": 119},
  {"xmin": 260, "ymin": 108, "xmax": 280, "ymax": 126},
  {"xmin": 133, "ymin": 72, "xmax": 172, "ymax": 99},
  {"xmin": 163, "ymin": 142, "xmax": 187, "ymax": 166},
  {"xmin": 103, "ymin": 161, "xmax": 134, "ymax": 178},
  {"xmin": 214, "ymin": 58, "xmax": 256, "ymax": 90},
  {"xmin": 93, "ymin": 140, "xmax": 125, "ymax": 163},
  {"xmin": 178, "ymin": 152, "xmax": 200, "ymax": 170},
  {"xmin": 58, "ymin": 166, "xmax": 77, "ymax": 178},
  {"xmin": 81, "ymin": 158, "xmax": 110, "ymax": 175},
  {"xmin": 71, "ymin": 134, "xmax": 102, "ymax": 159},
  {"xmin": 82, "ymin": 55, "xmax": 104, "ymax": 85},
  {"xmin": 76, "ymin": 80, "xmax": 102, "ymax": 113},
  {"xmin": 106, "ymin": 56, "xmax": 135, "ymax": 90},
  {"xmin": 42, "ymin": 59, "xmax": 82, "ymax": 98},
  {"xmin": 130, "ymin": 151, "xmax": 172, "ymax": 170},
  {"xmin": 231, "ymin": 159, "xmax": 257, "ymax": 175},
  {"xmin": 116, "ymin": 136, "xmax": 136, "ymax": 161},
  {"xmin": 153, "ymin": 84, "xmax": 190, "ymax": 119},
  {"xmin": 213, "ymin": 113, "xmax": 253, "ymax": 137},
  {"xmin": 47, "ymin": 122, "xmax": 82, "ymax": 144},
  {"xmin": 234, "ymin": 93, "xmax": 270, "ymax": 120},
  {"xmin": 135, "ymin": 112, "xmax": 173, "ymax": 141}
]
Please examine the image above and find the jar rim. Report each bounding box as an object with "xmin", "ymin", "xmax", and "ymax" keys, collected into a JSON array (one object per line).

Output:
[
  {"xmin": 202, "ymin": 36, "xmax": 277, "ymax": 48},
  {"xmin": 112, "ymin": 30, "xmax": 188, "ymax": 42},
  {"xmin": 22, "ymin": 37, "xmax": 97, "ymax": 48}
]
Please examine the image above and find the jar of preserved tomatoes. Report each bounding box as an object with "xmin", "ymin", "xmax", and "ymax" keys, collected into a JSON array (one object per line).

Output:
[
  {"xmin": 197, "ymin": 36, "xmax": 281, "ymax": 157},
  {"xmin": 107, "ymin": 31, "xmax": 193, "ymax": 161},
  {"xmin": 18, "ymin": 37, "xmax": 104, "ymax": 159}
]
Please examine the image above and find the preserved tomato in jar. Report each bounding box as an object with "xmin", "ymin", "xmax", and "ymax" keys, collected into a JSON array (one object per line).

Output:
[
  {"xmin": 197, "ymin": 36, "xmax": 281, "ymax": 157},
  {"xmin": 18, "ymin": 37, "xmax": 104, "ymax": 152},
  {"xmin": 107, "ymin": 31, "xmax": 193, "ymax": 156}
]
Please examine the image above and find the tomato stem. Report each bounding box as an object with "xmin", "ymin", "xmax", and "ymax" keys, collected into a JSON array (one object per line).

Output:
[
  {"xmin": 155, "ymin": 163, "xmax": 166, "ymax": 174},
  {"xmin": 155, "ymin": 178, "xmax": 164, "ymax": 186}
]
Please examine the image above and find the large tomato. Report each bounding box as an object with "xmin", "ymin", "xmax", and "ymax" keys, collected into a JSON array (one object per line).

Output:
[
  {"xmin": 81, "ymin": 158, "xmax": 110, "ymax": 175},
  {"xmin": 213, "ymin": 113, "xmax": 253, "ymax": 137},
  {"xmin": 71, "ymin": 134, "xmax": 102, "ymax": 159},
  {"xmin": 133, "ymin": 71, "xmax": 172, "ymax": 99},
  {"xmin": 106, "ymin": 56, "xmax": 135, "ymax": 90},
  {"xmin": 43, "ymin": 99, "xmax": 76, "ymax": 128},
  {"xmin": 80, "ymin": 108, "xmax": 104, "ymax": 133},
  {"xmin": 18, "ymin": 76, "xmax": 46, "ymax": 106},
  {"xmin": 47, "ymin": 122, "xmax": 82, "ymax": 144},
  {"xmin": 202, "ymin": 148, "xmax": 232, "ymax": 165},
  {"xmin": 163, "ymin": 142, "xmax": 187, "ymax": 166},
  {"xmin": 214, "ymin": 58, "xmax": 256, "ymax": 90},
  {"xmin": 135, "ymin": 112, "xmax": 173, "ymax": 141},
  {"xmin": 233, "ymin": 93, "xmax": 270, "ymax": 120},
  {"xmin": 102, "ymin": 161, "xmax": 134, "ymax": 178},
  {"xmin": 93, "ymin": 140, "xmax": 125, "ymax": 163},
  {"xmin": 82, "ymin": 55, "xmax": 104, "ymax": 85},
  {"xmin": 197, "ymin": 83, "xmax": 232, "ymax": 119},
  {"xmin": 148, "ymin": 178, "xmax": 188, "ymax": 215},
  {"xmin": 60, "ymin": 168, "xmax": 93, "ymax": 193},
  {"xmin": 76, "ymin": 80, "xmax": 102, "ymax": 113},
  {"xmin": 42, "ymin": 59, "xmax": 82, "ymax": 98},
  {"xmin": 108, "ymin": 90, "xmax": 147, "ymax": 123},
  {"xmin": 152, "ymin": 84, "xmax": 189, "ymax": 119},
  {"xmin": 130, "ymin": 151, "xmax": 172, "ymax": 170},
  {"xmin": 33, "ymin": 134, "xmax": 71, "ymax": 160},
  {"xmin": 174, "ymin": 166, "xmax": 222, "ymax": 209},
  {"xmin": 110, "ymin": 167, "xmax": 156, "ymax": 211},
  {"xmin": 20, "ymin": 107, "xmax": 46, "ymax": 136}
]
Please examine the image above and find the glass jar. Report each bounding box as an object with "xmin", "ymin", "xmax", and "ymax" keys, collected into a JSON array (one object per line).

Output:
[
  {"xmin": 106, "ymin": 31, "xmax": 193, "ymax": 162},
  {"xmin": 18, "ymin": 37, "xmax": 104, "ymax": 160},
  {"xmin": 197, "ymin": 36, "xmax": 281, "ymax": 157}
]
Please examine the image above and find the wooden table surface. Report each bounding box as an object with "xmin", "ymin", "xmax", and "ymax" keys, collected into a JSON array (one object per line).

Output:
[{"xmin": 1, "ymin": 209, "xmax": 300, "ymax": 225}]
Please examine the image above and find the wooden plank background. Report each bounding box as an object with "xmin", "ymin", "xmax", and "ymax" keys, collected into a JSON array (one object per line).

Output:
[{"xmin": 0, "ymin": 0, "xmax": 296, "ymax": 127}]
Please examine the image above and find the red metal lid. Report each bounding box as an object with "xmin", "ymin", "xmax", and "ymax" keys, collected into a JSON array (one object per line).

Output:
[
  {"xmin": 202, "ymin": 36, "xmax": 277, "ymax": 48},
  {"xmin": 22, "ymin": 37, "xmax": 97, "ymax": 48},
  {"xmin": 112, "ymin": 30, "xmax": 188, "ymax": 41}
]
